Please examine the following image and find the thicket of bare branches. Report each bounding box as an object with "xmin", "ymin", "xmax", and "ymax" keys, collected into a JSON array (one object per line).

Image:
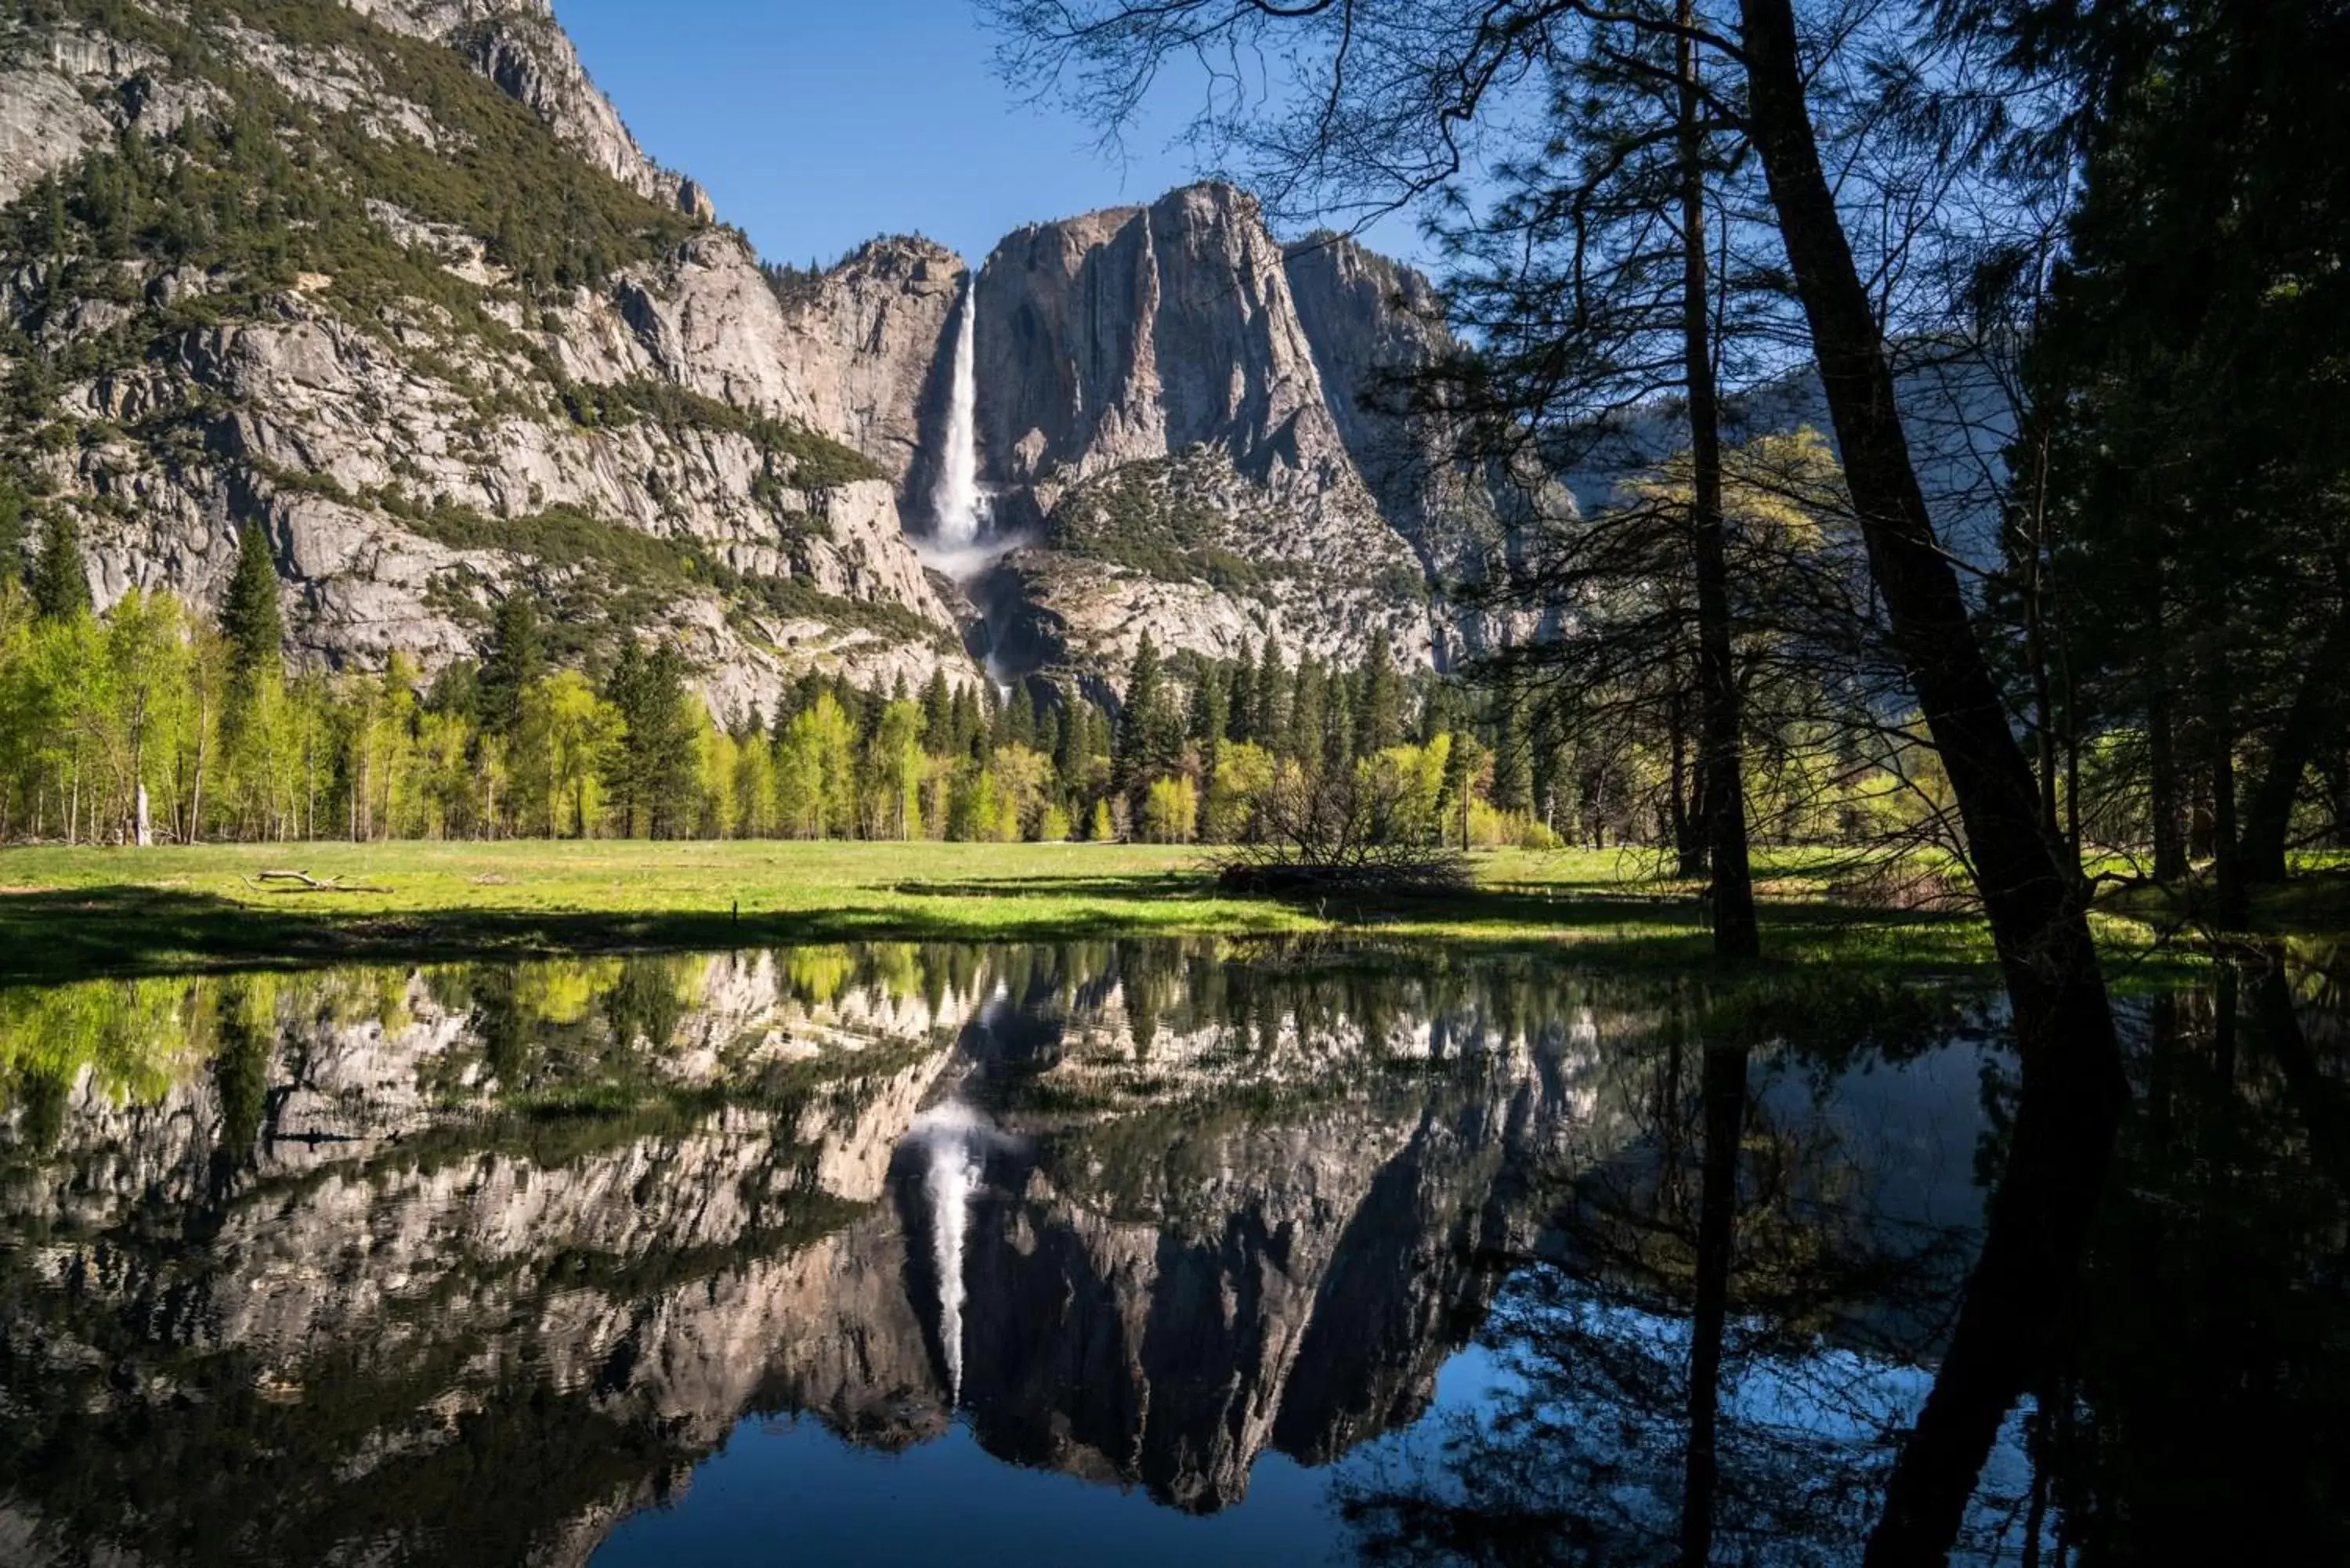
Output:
[{"xmin": 1217, "ymin": 759, "xmax": 1470, "ymax": 895}]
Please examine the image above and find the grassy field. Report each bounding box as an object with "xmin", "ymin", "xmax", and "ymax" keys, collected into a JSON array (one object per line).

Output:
[{"xmin": 0, "ymin": 837, "xmax": 2216, "ymax": 983}]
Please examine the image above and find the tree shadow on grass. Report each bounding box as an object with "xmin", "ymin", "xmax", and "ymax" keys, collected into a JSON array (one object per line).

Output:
[
  {"xmin": 0, "ymin": 876, "xmax": 1996, "ymax": 985},
  {"xmin": 0, "ymin": 883, "xmax": 1229, "ymax": 984},
  {"xmin": 888, "ymin": 873, "xmax": 1220, "ymax": 900}
]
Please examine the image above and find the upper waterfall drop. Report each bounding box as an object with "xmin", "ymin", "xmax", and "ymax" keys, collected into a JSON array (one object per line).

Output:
[{"xmin": 929, "ymin": 273, "xmax": 985, "ymax": 546}]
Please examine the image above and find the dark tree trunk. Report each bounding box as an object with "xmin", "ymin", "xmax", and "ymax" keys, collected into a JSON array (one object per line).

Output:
[
  {"xmin": 2323, "ymin": 750, "xmax": 2350, "ymax": 850},
  {"xmin": 1736, "ymin": 2, "xmax": 2124, "ymax": 1554},
  {"xmin": 1671, "ymin": 682, "xmax": 1706, "ymax": 876},
  {"xmin": 2189, "ymin": 741, "xmax": 2216, "ymax": 861},
  {"xmin": 1680, "ymin": 1, "xmax": 1756, "ymax": 959},
  {"xmin": 1860, "ymin": 1010, "xmax": 2124, "ymax": 1567},
  {"xmin": 1737, "ymin": 0, "xmax": 2113, "ymax": 1049},
  {"xmin": 2144, "ymin": 558, "xmax": 2189, "ymax": 880},
  {"xmin": 2150, "ymin": 677, "xmax": 2186, "ymax": 882},
  {"xmin": 1679, "ymin": 1041, "xmax": 1748, "ymax": 1565},
  {"xmin": 2251, "ymin": 951, "xmax": 2350, "ymax": 1199},
  {"xmin": 2207, "ymin": 634, "xmax": 2247, "ymax": 924},
  {"xmin": 2239, "ymin": 595, "xmax": 2350, "ymax": 883},
  {"xmin": 2212, "ymin": 728, "xmax": 2247, "ymax": 927}
]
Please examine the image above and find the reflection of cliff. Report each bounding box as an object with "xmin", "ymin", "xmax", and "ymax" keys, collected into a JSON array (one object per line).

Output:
[
  {"xmin": 0, "ymin": 944, "xmax": 1660, "ymax": 1565},
  {"xmin": 918, "ymin": 974, "xmax": 1639, "ymax": 1513}
]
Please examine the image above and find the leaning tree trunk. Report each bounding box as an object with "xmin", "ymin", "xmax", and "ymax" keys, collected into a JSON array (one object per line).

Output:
[
  {"xmin": 1735, "ymin": 0, "xmax": 2125, "ymax": 1555},
  {"xmin": 2239, "ymin": 587, "xmax": 2350, "ymax": 884},
  {"xmin": 1737, "ymin": 0, "xmax": 2114, "ymax": 1053},
  {"xmin": 1680, "ymin": 0, "xmax": 1757, "ymax": 959}
]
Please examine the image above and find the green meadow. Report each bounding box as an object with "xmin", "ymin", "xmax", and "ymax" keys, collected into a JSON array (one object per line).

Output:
[{"xmin": 0, "ymin": 838, "xmax": 2239, "ymax": 984}]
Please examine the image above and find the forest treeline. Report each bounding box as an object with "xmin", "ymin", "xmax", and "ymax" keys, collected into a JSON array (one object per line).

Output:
[{"xmin": 0, "ymin": 493, "xmax": 1961, "ymax": 851}]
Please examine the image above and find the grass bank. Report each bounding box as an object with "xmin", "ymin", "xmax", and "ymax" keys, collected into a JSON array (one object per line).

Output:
[{"xmin": 0, "ymin": 838, "xmax": 2189, "ymax": 983}]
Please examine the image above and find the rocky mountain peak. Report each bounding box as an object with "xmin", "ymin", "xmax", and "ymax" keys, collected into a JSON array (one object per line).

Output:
[
  {"xmin": 0, "ymin": 0, "xmax": 1523, "ymax": 708},
  {"xmin": 974, "ymin": 179, "xmax": 1349, "ymax": 498}
]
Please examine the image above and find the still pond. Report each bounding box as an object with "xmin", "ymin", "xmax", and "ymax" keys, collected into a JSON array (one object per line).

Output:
[{"xmin": 0, "ymin": 941, "xmax": 2341, "ymax": 1563}]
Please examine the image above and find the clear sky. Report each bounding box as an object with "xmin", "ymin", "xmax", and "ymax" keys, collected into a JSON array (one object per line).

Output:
[{"xmin": 550, "ymin": 0, "xmax": 1424, "ymax": 270}]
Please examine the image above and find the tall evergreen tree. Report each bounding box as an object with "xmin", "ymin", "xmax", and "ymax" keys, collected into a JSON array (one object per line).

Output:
[
  {"xmin": 1227, "ymin": 640, "xmax": 1258, "ymax": 743},
  {"xmin": 219, "ymin": 523, "xmax": 284, "ymax": 677},
  {"xmin": 0, "ymin": 478, "xmax": 25, "ymax": 591},
  {"xmin": 1324, "ymin": 682, "xmax": 1355, "ymax": 775},
  {"xmin": 1055, "ymin": 693, "xmax": 1092, "ymax": 800},
  {"xmin": 1355, "ymin": 630, "xmax": 1404, "ymax": 757},
  {"xmin": 1287, "ymin": 654, "xmax": 1325, "ymax": 766},
  {"xmin": 1491, "ymin": 695, "xmax": 1533, "ymax": 815},
  {"xmin": 1188, "ymin": 667, "xmax": 1228, "ymax": 770},
  {"xmin": 1255, "ymin": 638, "xmax": 1287, "ymax": 747},
  {"xmin": 30, "ymin": 510, "xmax": 90, "ymax": 621},
  {"xmin": 1036, "ymin": 700, "xmax": 1064, "ymax": 771},
  {"xmin": 949, "ymin": 686, "xmax": 980, "ymax": 758},
  {"xmin": 475, "ymin": 590, "xmax": 544, "ymax": 740},
  {"xmin": 603, "ymin": 640, "xmax": 697, "ymax": 839},
  {"xmin": 1007, "ymin": 681, "xmax": 1039, "ymax": 750},
  {"xmin": 921, "ymin": 670, "xmax": 954, "ymax": 750},
  {"xmin": 1117, "ymin": 633, "xmax": 1165, "ymax": 789}
]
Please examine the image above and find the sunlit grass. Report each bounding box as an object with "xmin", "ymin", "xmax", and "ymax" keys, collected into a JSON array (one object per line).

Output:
[{"xmin": 0, "ymin": 837, "xmax": 2254, "ymax": 981}]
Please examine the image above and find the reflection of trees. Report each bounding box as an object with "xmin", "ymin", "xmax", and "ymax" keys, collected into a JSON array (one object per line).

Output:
[
  {"xmin": 2017, "ymin": 974, "xmax": 2350, "ymax": 1563},
  {"xmin": 1333, "ymin": 986, "xmax": 1990, "ymax": 1565},
  {"xmin": 30, "ymin": 946, "xmax": 2264, "ymax": 1565},
  {"xmin": 0, "ymin": 977, "xmax": 203, "ymax": 1146},
  {"xmin": 0, "ymin": 939, "xmax": 1674, "ymax": 1562}
]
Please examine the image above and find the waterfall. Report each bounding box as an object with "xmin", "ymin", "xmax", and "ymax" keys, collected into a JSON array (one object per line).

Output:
[
  {"xmin": 919, "ymin": 1110, "xmax": 982, "ymax": 1406},
  {"xmin": 929, "ymin": 274, "xmax": 985, "ymax": 546}
]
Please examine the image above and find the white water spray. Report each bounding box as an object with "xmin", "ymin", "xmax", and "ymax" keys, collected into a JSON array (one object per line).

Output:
[
  {"xmin": 928, "ymin": 275, "xmax": 985, "ymax": 547},
  {"xmin": 916, "ymin": 1106, "xmax": 983, "ymax": 1406}
]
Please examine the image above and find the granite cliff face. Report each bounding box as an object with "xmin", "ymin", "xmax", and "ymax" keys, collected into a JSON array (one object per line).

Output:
[
  {"xmin": 0, "ymin": 0, "xmax": 977, "ymax": 714},
  {"xmin": 962, "ymin": 184, "xmax": 1488, "ymax": 681},
  {"xmin": 774, "ymin": 235, "xmax": 967, "ymax": 488},
  {"xmin": 0, "ymin": 0, "xmax": 1523, "ymax": 711}
]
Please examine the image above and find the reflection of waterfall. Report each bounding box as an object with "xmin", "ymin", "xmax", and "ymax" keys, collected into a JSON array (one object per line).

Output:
[
  {"xmin": 915, "ymin": 1104, "xmax": 984, "ymax": 1406},
  {"xmin": 929, "ymin": 276, "xmax": 985, "ymax": 547}
]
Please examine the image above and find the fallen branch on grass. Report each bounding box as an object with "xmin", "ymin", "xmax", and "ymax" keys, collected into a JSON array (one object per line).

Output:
[{"xmin": 248, "ymin": 869, "xmax": 392, "ymax": 894}]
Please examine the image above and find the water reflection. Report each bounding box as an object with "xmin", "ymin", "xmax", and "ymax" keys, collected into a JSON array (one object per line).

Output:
[{"xmin": 0, "ymin": 944, "xmax": 2341, "ymax": 1564}]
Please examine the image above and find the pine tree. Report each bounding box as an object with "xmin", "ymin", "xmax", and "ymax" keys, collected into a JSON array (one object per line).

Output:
[
  {"xmin": 1440, "ymin": 728, "xmax": 1477, "ymax": 849},
  {"xmin": 475, "ymin": 591, "xmax": 545, "ymax": 740},
  {"xmin": 603, "ymin": 641, "xmax": 699, "ymax": 838},
  {"xmin": 921, "ymin": 670, "xmax": 953, "ymax": 752},
  {"xmin": 1419, "ymin": 675, "xmax": 1453, "ymax": 746},
  {"xmin": 1188, "ymin": 668, "xmax": 1228, "ymax": 770},
  {"xmin": 1324, "ymin": 682, "xmax": 1354, "ymax": 775},
  {"xmin": 0, "ymin": 478, "xmax": 24, "ymax": 589},
  {"xmin": 1256, "ymin": 638, "xmax": 1288, "ymax": 753},
  {"xmin": 985, "ymin": 681, "xmax": 1012, "ymax": 753},
  {"xmin": 1007, "ymin": 681, "xmax": 1039, "ymax": 750},
  {"xmin": 30, "ymin": 510, "xmax": 91, "ymax": 621},
  {"xmin": 949, "ymin": 686, "xmax": 980, "ymax": 758},
  {"xmin": 1287, "ymin": 654, "xmax": 1325, "ymax": 765},
  {"xmin": 1117, "ymin": 633, "xmax": 1164, "ymax": 791},
  {"xmin": 1055, "ymin": 694, "xmax": 1091, "ymax": 797},
  {"xmin": 1036, "ymin": 701, "xmax": 1064, "ymax": 774},
  {"xmin": 1355, "ymin": 630, "xmax": 1403, "ymax": 757},
  {"xmin": 1228, "ymin": 641, "xmax": 1258, "ymax": 743},
  {"xmin": 1491, "ymin": 695, "xmax": 1533, "ymax": 814}
]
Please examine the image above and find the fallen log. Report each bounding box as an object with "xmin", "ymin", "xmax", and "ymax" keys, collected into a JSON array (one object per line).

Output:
[{"xmin": 248, "ymin": 870, "xmax": 391, "ymax": 894}]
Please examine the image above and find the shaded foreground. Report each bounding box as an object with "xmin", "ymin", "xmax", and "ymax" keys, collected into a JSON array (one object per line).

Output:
[
  {"xmin": 1, "ymin": 939, "xmax": 2345, "ymax": 1563},
  {"xmin": 0, "ymin": 841, "xmax": 2183, "ymax": 983}
]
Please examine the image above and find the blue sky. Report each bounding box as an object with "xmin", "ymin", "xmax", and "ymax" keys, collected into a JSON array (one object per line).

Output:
[{"xmin": 551, "ymin": 0, "xmax": 1425, "ymax": 270}]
